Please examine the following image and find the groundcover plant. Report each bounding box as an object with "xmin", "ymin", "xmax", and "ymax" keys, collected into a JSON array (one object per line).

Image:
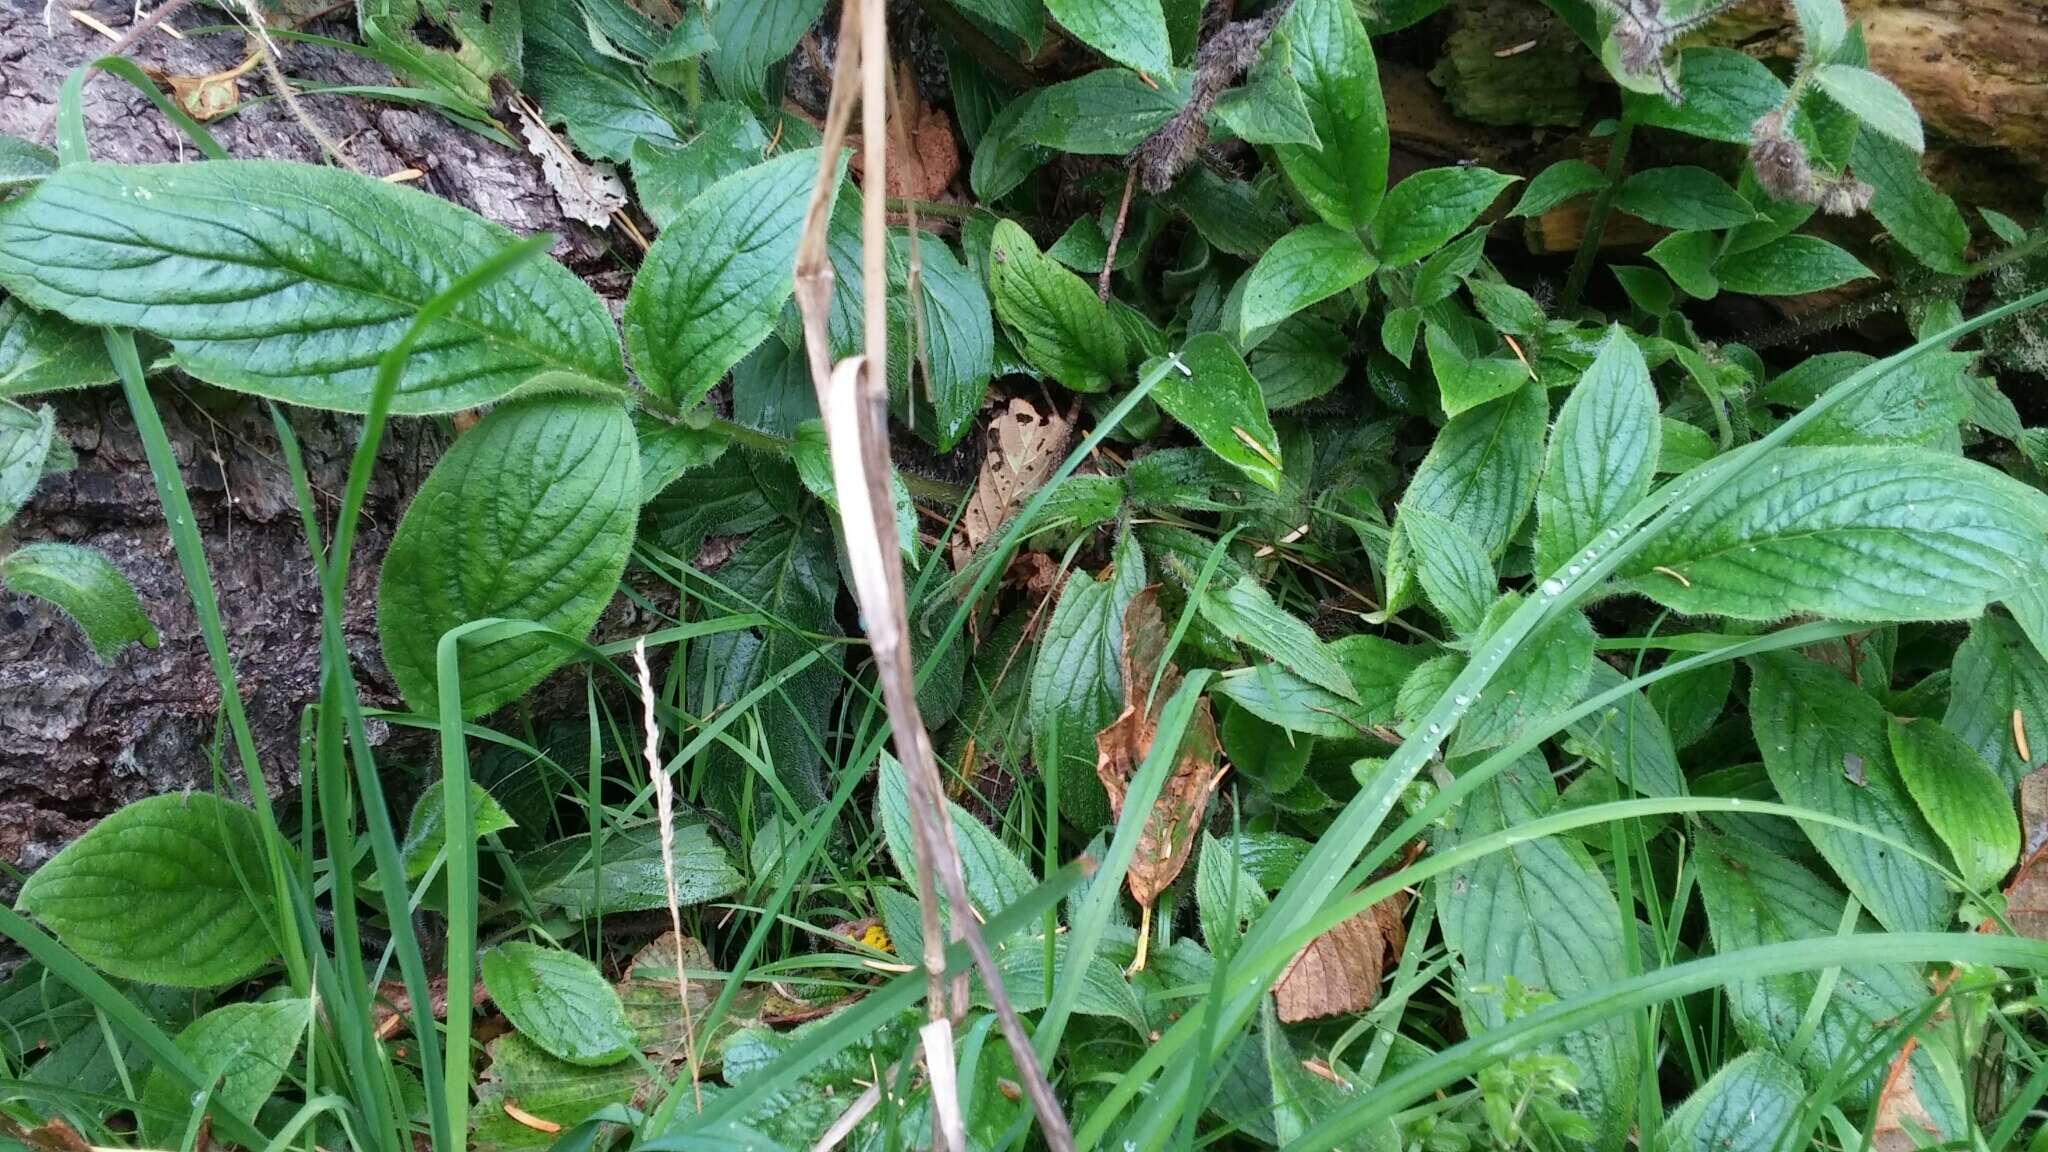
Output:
[{"xmin": 3, "ymin": 0, "xmax": 2048, "ymax": 1148}]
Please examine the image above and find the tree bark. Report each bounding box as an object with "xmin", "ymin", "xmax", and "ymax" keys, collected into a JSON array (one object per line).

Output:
[{"xmin": 0, "ymin": 0, "xmax": 629, "ymax": 880}]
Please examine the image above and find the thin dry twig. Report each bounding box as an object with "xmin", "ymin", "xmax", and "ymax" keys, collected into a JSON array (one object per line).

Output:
[
  {"xmin": 635, "ymin": 639, "xmax": 703, "ymax": 1113},
  {"xmin": 1097, "ymin": 168, "xmax": 1136, "ymax": 302},
  {"xmin": 790, "ymin": 3, "xmax": 1075, "ymax": 1147}
]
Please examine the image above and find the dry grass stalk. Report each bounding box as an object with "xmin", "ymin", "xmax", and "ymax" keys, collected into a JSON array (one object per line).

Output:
[
  {"xmin": 789, "ymin": 1, "xmax": 1074, "ymax": 1147},
  {"xmin": 634, "ymin": 638, "xmax": 702, "ymax": 1112}
]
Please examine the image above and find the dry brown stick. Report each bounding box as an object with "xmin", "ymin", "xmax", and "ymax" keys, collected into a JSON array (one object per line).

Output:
[
  {"xmin": 1097, "ymin": 167, "xmax": 1137, "ymax": 301},
  {"xmin": 1131, "ymin": 0, "xmax": 1295, "ymax": 193},
  {"xmin": 791, "ymin": 3, "xmax": 1075, "ymax": 1148}
]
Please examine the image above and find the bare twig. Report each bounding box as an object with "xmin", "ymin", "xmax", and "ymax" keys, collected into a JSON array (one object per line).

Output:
[
  {"xmin": 635, "ymin": 639, "xmax": 703, "ymax": 1112},
  {"xmin": 791, "ymin": 3, "xmax": 1075, "ymax": 1148},
  {"xmin": 1131, "ymin": 0, "xmax": 1295, "ymax": 193},
  {"xmin": 1097, "ymin": 168, "xmax": 1137, "ymax": 301}
]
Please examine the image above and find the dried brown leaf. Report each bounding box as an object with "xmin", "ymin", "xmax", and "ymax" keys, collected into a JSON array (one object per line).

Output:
[
  {"xmin": 516, "ymin": 105, "xmax": 628, "ymax": 229},
  {"xmin": 848, "ymin": 62, "xmax": 961, "ymax": 201},
  {"xmin": 1095, "ymin": 588, "xmax": 1225, "ymax": 911},
  {"xmin": 2008, "ymin": 765, "xmax": 2048, "ymax": 939},
  {"xmin": 1273, "ymin": 892, "xmax": 1410, "ymax": 1022},
  {"xmin": 949, "ymin": 396, "xmax": 1070, "ymax": 570},
  {"xmin": 1871, "ymin": 1041, "xmax": 1943, "ymax": 1152},
  {"xmin": 617, "ymin": 932, "xmax": 722, "ymax": 1058}
]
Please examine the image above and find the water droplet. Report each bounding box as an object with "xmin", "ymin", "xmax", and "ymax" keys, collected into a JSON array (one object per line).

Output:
[
  {"xmin": 191, "ymin": 1091, "xmax": 208, "ymax": 1107},
  {"xmin": 1540, "ymin": 577, "xmax": 1565, "ymax": 596},
  {"xmin": 1427, "ymin": 723, "xmax": 1442, "ymax": 737},
  {"xmin": 1567, "ymin": 563, "xmax": 1583, "ymax": 578},
  {"xmin": 1453, "ymin": 694, "xmax": 1470, "ymax": 707}
]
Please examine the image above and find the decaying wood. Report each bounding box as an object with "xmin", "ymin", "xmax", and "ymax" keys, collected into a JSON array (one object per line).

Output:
[{"xmin": 788, "ymin": 3, "xmax": 1072, "ymax": 1148}]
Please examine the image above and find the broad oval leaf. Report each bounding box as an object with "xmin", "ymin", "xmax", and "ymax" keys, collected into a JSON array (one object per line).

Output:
[
  {"xmin": 877, "ymin": 754, "xmax": 1039, "ymax": 917},
  {"xmin": 1626, "ymin": 446, "xmax": 2045, "ymax": 622},
  {"xmin": 1714, "ymin": 235, "xmax": 1873, "ymax": 297},
  {"xmin": 1029, "ymin": 529, "xmax": 1145, "ymax": 830},
  {"xmin": 1199, "ymin": 575, "xmax": 1355, "ymax": 701},
  {"xmin": 1438, "ymin": 763, "xmax": 1637, "ymax": 1149},
  {"xmin": 1652, "ymin": 1047, "xmax": 1804, "ymax": 1152},
  {"xmin": 1535, "ymin": 327, "xmax": 1659, "ymax": 577},
  {"xmin": 1508, "ymin": 159, "xmax": 1606, "ymax": 218},
  {"xmin": 1815, "ymin": 64, "xmax": 1924, "ymax": 153},
  {"xmin": 708, "ymin": 0, "xmax": 829, "ymax": 106},
  {"xmin": 1370, "ymin": 167, "xmax": 1517, "ymax": 267},
  {"xmin": 1148, "ymin": 333, "xmax": 1283, "ymax": 491},
  {"xmin": 1402, "ymin": 379, "xmax": 1546, "ymax": 558},
  {"xmin": 16, "ymin": 793, "xmax": 275, "ymax": 987},
  {"xmin": 1625, "ymin": 48, "xmax": 1786, "ymax": 143},
  {"xmin": 523, "ymin": 823, "xmax": 743, "ymax": 920},
  {"xmin": 989, "ymin": 219, "xmax": 1128, "ymax": 393},
  {"xmin": 378, "ymin": 394, "xmax": 638, "ymax": 718},
  {"xmin": 482, "ymin": 942, "xmax": 637, "ymax": 1066},
  {"xmin": 0, "ymin": 398, "xmax": 53, "ymax": 527},
  {"xmin": 2, "ymin": 542, "xmax": 157, "ymax": 662},
  {"xmin": 1397, "ymin": 503, "xmax": 1494, "ymax": 635},
  {"xmin": 1747, "ymin": 654, "xmax": 1956, "ymax": 932},
  {"xmin": 625, "ymin": 149, "xmax": 830, "ymax": 407},
  {"xmin": 1029, "ymin": 69, "xmax": 1188, "ymax": 155},
  {"xmin": 1272, "ymin": 0, "xmax": 1388, "ymax": 229},
  {"xmin": 139, "ymin": 1000, "xmax": 308, "ymax": 1146},
  {"xmin": 0, "ymin": 161, "xmax": 624, "ymax": 413},
  {"xmin": 1238, "ymin": 224, "xmax": 1376, "ymax": 337},
  {"xmin": 1852, "ymin": 131, "xmax": 1968, "ymax": 275},
  {"xmin": 1213, "ymin": 634, "xmax": 1423, "ymax": 739},
  {"xmin": 1613, "ymin": 166, "xmax": 1757, "ymax": 231},
  {"xmin": 1943, "ymin": 614, "xmax": 2048, "ymax": 791},
  {"xmin": 1888, "ymin": 717, "xmax": 2020, "ymax": 893},
  {"xmin": 1045, "ymin": 0, "xmax": 1172, "ymax": 76},
  {"xmin": 473, "ymin": 1032, "xmax": 645, "ymax": 1150}
]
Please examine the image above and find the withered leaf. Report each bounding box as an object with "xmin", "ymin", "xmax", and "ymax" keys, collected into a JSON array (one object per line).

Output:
[
  {"xmin": 1096, "ymin": 588, "xmax": 1226, "ymax": 911},
  {"xmin": 2009, "ymin": 765, "xmax": 2048, "ymax": 939},
  {"xmin": 1274, "ymin": 891, "xmax": 1410, "ymax": 1022},
  {"xmin": 1871, "ymin": 1042, "xmax": 1944, "ymax": 1152},
  {"xmin": 950, "ymin": 396, "xmax": 1070, "ymax": 570},
  {"xmin": 848, "ymin": 62, "xmax": 962, "ymax": 202}
]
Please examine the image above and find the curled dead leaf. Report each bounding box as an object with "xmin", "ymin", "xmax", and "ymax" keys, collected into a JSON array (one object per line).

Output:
[
  {"xmin": 847, "ymin": 62, "xmax": 961, "ymax": 202},
  {"xmin": 949, "ymin": 396, "xmax": 1070, "ymax": 570},
  {"xmin": 516, "ymin": 104, "xmax": 628, "ymax": 229},
  {"xmin": 1871, "ymin": 1039, "xmax": 1942, "ymax": 1152},
  {"xmin": 1273, "ymin": 891, "xmax": 1410, "ymax": 1022},
  {"xmin": 2007, "ymin": 765, "xmax": 2048, "ymax": 939},
  {"xmin": 1096, "ymin": 587, "xmax": 1226, "ymax": 971}
]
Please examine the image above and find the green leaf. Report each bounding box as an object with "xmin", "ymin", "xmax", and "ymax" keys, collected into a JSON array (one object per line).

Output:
[
  {"xmin": 949, "ymin": 0, "xmax": 1046, "ymax": 51},
  {"xmin": 970, "ymin": 92, "xmax": 1050, "ymax": 202},
  {"xmin": 378, "ymin": 395, "xmax": 637, "ymax": 719},
  {"xmin": 1625, "ymin": 446, "xmax": 2044, "ymax": 622},
  {"xmin": 16, "ymin": 793, "xmax": 274, "ymax": 987},
  {"xmin": 1046, "ymin": 0, "xmax": 1172, "ymax": 76},
  {"xmin": 1247, "ymin": 311, "xmax": 1347, "ymax": 409},
  {"xmin": 1785, "ymin": 351, "xmax": 1969, "ymax": 447},
  {"xmin": 0, "ymin": 135, "xmax": 57, "ymax": 190},
  {"xmin": 1220, "ymin": 708, "xmax": 1314, "ymax": 793},
  {"xmin": 1371, "ymin": 167, "xmax": 1518, "ymax": 266},
  {"xmin": 399, "ymin": 782, "xmax": 516, "ymax": 882},
  {"xmin": 1, "ymin": 296, "xmax": 114, "ymax": 397},
  {"xmin": 685, "ymin": 513, "xmax": 844, "ymax": 819},
  {"xmin": 1411, "ymin": 228, "xmax": 1490, "ymax": 306},
  {"xmin": 1714, "ymin": 234, "xmax": 1874, "ymax": 296},
  {"xmin": 1565, "ymin": 661, "xmax": 1683, "ymax": 798},
  {"xmin": 1029, "ymin": 68, "xmax": 1188, "ymax": 154},
  {"xmin": 876, "ymin": 755, "xmax": 1039, "ymax": 917},
  {"xmin": 2, "ymin": 542, "xmax": 157, "ymax": 662},
  {"xmin": 523, "ymin": 823, "xmax": 743, "ymax": 920},
  {"xmin": 1647, "ymin": 230, "xmax": 1721, "ymax": 299},
  {"xmin": 1943, "ymin": 615, "xmax": 2048, "ymax": 791},
  {"xmin": 1535, "ymin": 327, "xmax": 1659, "ymax": 577},
  {"xmin": 1791, "ymin": 0, "xmax": 1847, "ymax": 58},
  {"xmin": 473, "ymin": 1033, "xmax": 645, "ymax": 1151},
  {"xmin": 524, "ymin": 0, "xmax": 691, "ymax": 162},
  {"xmin": 0, "ymin": 162, "xmax": 624, "ymax": 413},
  {"xmin": 708, "ymin": 0, "xmax": 829, "ymax": 107},
  {"xmin": 989, "ymin": 218, "xmax": 1128, "ymax": 392},
  {"xmin": 1888, "ymin": 717, "xmax": 2019, "ymax": 893},
  {"xmin": 1424, "ymin": 324, "xmax": 1525, "ymax": 418},
  {"xmin": 1272, "ymin": 0, "xmax": 1389, "ymax": 229},
  {"xmin": 1815, "ymin": 64, "xmax": 1923, "ymax": 152},
  {"xmin": 482, "ymin": 942, "xmax": 636, "ymax": 1066},
  {"xmin": 1450, "ymin": 597, "xmax": 1596, "ymax": 754},
  {"xmin": 1611, "ymin": 265, "xmax": 1675, "ymax": 316},
  {"xmin": 1438, "ymin": 765, "xmax": 1637, "ymax": 1150},
  {"xmin": 1238, "ymin": 224, "xmax": 1376, "ymax": 337},
  {"xmin": 1159, "ymin": 168, "xmax": 1292, "ymax": 259},
  {"xmin": 1657, "ymin": 416, "xmax": 1717, "ymax": 474},
  {"xmin": 1213, "ymin": 634, "xmax": 1423, "ymax": 738},
  {"xmin": 1029, "ymin": 529, "xmax": 1144, "ymax": 830},
  {"xmin": 139, "ymin": 1000, "xmax": 308, "ymax": 1147},
  {"xmin": 634, "ymin": 412, "xmax": 731, "ymax": 503},
  {"xmin": 1211, "ymin": 31, "xmax": 1321, "ymax": 147},
  {"xmin": 1851, "ymin": 130, "xmax": 1969, "ymax": 274},
  {"xmin": 625, "ymin": 150, "xmax": 830, "ymax": 407},
  {"xmin": 1403, "ymin": 379, "xmax": 1546, "ymax": 557},
  {"xmin": 1693, "ymin": 833, "xmax": 1959, "ymax": 1118},
  {"xmin": 1398, "ymin": 503, "xmax": 1495, "ymax": 634},
  {"xmin": 1508, "ymin": 158, "xmax": 1606, "ymax": 217},
  {"xmin": 1197, "ymin": 832, "xmax": 1270, "ymax": 955},
  {"xmin": 891, "ymin": 235, "xmax": 994, "ymax": 451},
  {"xmin": 1654, "ymin": 1054, "xmax": 1803, "ymax": 1152},
  {"xmin": 630, "ymin": 105, "xmax": 769, "ymax": 230},
  {"xmin": 0, "ymin": 398, "xmax": 52, "ymax": 527},
  {"xmin": 363, "ymin": 0, "xmax": 520, "ymax": 106},
  {"xmin": 1625, "ymin": 48, "xmax": 1787, "ymax": 143},
  {"xmin": 1149, "ymin": 333, "xmax": 1284, "ymax": 491},
  {"xmin": 1747, "ymin": 654, "xmax": 1957, "ymax": 931},
  {"xmin": 1613, "ymin": 166, "xmax": 1758, "ymax": 230},
  {"xmin": 1200, "ymin": 575, "xmax": 1355, "ymax": 701},
  {"xmin": 1466, "ymin": 280, "xmax": 1544, "ymax": 337}
]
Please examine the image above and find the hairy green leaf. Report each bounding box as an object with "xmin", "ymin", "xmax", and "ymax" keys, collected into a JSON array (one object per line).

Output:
[
  {"xmin": 1509, "ymin": 158, "xmax": 1606, "ymax": 218},
  {"xmin": 482, "ymin": 942, "xmax": 636, "ymax": 1066},
  {"xmin": 473, "ymin": 1033, "xmax": 645, "ymax": 1150},
  {"xmin": 139, "ymin": 1000, "xmax": 307, "ymax": 1147},
  {"xmin": 1614, "ymin": 166, "xmax": 1757, "ymax": 230},
  {"xmin": 1371, "ymin": 167, "xmax": 1518, "ymax": 266},
  {"xmin": 1029, "ymin": 68, "xmax": 1188, "ymax": 154},
  {"xmin": 1851, "ymin": 130, "xmax": 1968, "ymax": 274},
  {"xmin": 2, "ymin": 542, "xmax": 157, "ymax": 662},
  {"xmin": 1714, "ymin": 235, "xmax": 1874, "ymax": 297},
  {"xmin": 1149, "ymin": 333, "xmax": 1284, "ymax": 490},
  {"xmin": 708, "ymin": 0, "xmax": 829, "ymax": 107},
  {"xmin": 1239, "ymin": 224, "xmax": 1376, "ymax": 337},
  {"xmin": 989, "ymin": 218, "xmax": 1128, "ymax": 392},
  {"xmin": 0, "ymin": 398, "xmax": 52, "ymax": 527},
  {"xmin": 1201, "ymin": 576, "xmax": 1354, "ymax": 701},
  {"xmin": 378, "ymin": 395, "xmax": 637, "ymax": 718},
  {"xmin": 1815, "ymin": 64, "xmax": 1923, "ymax": 152},
  {"xmin": 1046, "ymin": 0, "xmax": 1172, "ymax": 76},
  {"xmin": 1888, "ymin": 717, "xmax": 2019, "ymax": 893},
  {"xmin": 877, "ymin": 755, "xmax": 1039, "ymax": 917},
  {"xmin": 1403, "ymin": 379, "xmax": 1546, "ymax": 557},
  {"xmin": 1, "ymin": 296, "xmax": 113, "ymax": 397},
  {"xmin": 1030, "ymin": 530, "xmax": 1144, "ymax": 830},
  {"xmin": 1626, "ymin": 48, "xmax": 1787, "ymax": 143},
  {"xmin": 1213, "ymin": 634, "xmax": 1423, "ymax": 738},
  {"xmin": 1272, "ymin": 0, "xmax": 1388, "ymax": 229},
  {"xmin": 1535, "ymin": 328, "xmax": 1659, "ymax": 577},
  {"xmin": 17, "ymin": 793, "xmax": 274, "ymax": 987},
  {"xmin": 1943, "ymin": 614, "xmax": 2048, "ymax": 791},
  {"xmin": 523, "ymin": 824, "xmax": 743, "ymax": 920},
  {"xmin": 525, "ymin": 0, "xmax": 690, "ymax": 161},
  {"xmin": 1398, "ymin": 503, "xmax": 1495, "ymax": 634},
  {"xmin": 1652, "ymin": 1046, "xmax": 1804, "ymax": 1152}
]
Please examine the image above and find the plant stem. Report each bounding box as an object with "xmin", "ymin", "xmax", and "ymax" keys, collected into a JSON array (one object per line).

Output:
[{"xmin": 1561, "ymin": 115, "xmax": 1636, "ymax": 313}]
